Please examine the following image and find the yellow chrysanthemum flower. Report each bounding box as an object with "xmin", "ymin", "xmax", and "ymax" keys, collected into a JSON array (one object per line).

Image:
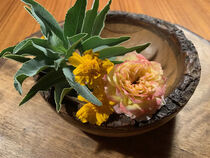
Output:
[
  {"xmin": 68, "ymin": 50, "xmax": 113, "ymax": 86},
  {"xmin": 68, "ymin": 49, "xmax": 115, "ymax": 125},
  {"xmin": 76, "ymin": 95, "xmax": 115, "ymax": 126}
]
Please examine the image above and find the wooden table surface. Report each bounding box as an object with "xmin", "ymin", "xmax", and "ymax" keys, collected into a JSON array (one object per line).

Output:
[{"xmin": 0, "ymin": 0, "xmax": 210, "ymax": 158}]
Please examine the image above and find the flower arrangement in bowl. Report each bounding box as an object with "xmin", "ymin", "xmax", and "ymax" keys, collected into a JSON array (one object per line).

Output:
[{"xmin": 0, "ymin": 0, "xmax": 201, "ymax": 137}]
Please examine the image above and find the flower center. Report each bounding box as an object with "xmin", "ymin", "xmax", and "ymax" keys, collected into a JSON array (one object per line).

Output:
[{"xmin": 131, "ymin": 77, "xmax": 139, "ymax": 85}]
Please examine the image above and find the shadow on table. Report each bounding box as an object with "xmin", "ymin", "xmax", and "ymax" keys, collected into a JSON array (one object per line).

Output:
[{"xmin": 86, "ymin": 118, "xmax": 176, "ymax": 158}]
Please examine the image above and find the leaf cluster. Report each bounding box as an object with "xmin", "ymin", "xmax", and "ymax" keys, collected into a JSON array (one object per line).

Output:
[{"xmin": 0, "ymin": 0, "xmax": 150, "ymax": 111}]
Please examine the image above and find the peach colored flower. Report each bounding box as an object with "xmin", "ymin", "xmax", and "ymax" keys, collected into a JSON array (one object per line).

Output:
[{"xmin": 105, "ymin": 52, "xmax": 166, "ymax": 120}]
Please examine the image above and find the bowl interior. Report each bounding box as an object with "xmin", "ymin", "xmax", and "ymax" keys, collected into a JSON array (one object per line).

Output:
[
  {"xmin": 101, "ymin": 22, "xmax": 185, "ymax": 96},
  {"xmin": 33, "ymin": 12, "xmax": 200, "ymax": 137}
]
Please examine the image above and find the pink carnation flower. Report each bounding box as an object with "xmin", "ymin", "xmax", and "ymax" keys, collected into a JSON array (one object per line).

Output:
[{"xmin": 105, "ymin": 52, "xmax": 166, "ymax": 120}]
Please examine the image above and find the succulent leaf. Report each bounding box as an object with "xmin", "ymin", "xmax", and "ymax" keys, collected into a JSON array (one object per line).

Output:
[
  {"xmin": 62, "ymin": 67, "xmax": 102, "ymax": 106},
  {"xmin": 99, "ymin": 43, "xmax": 151, "ymax": 59},
  {"xmin": 82, "ymin": 0, "xmax": 99, "ymax": 40},
  {"xmin": 19, "ymin": 69, "xmax": 64, "ymax": 106},
  {"xmin": 81, "ymin": 36, "xmax": 130, "ymax": 52},
  {"xmin": 64, "ymin": 0, "xmax": 87, "ymax": 38},
  {"xmin": 92, "ymin": 0, "xmax": 112, "ymax": 36},
  {"xmin": 14, "ymin": 57, "xmax": 54, "ymax": 95}
]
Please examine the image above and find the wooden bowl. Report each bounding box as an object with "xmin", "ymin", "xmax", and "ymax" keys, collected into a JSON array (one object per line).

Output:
[{"xmin": 39, "ymin": 11, "xmax": 201, "ymax": 137}]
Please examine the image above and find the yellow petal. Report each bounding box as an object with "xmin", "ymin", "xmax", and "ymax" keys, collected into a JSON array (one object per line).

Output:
[
  {"xmin": 78, "ymin": 95, "xmax": 88, "ymax": 102},
  {"xmin": 76, "ymin": 101, "xmax": 113, "ymax": 126},
  {"xmin": 68, "ymin": 52, "xmax": 84, "ymax": 67},
  {"xmin": 102, "ymin": 59, "xmax": 114, "ymax": 73}
]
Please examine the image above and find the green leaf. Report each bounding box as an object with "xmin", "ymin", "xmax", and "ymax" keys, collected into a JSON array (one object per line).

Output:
[
  {"xmin": 4, "ymin": 54, "xmax": 31, "ymax": 63},
  {"xmin": 24, "ymin": 6, "xmax": 49, "ymax": 38},
  {"xmin": 54, "ymin": 82, "xmax": 72, "ymax": 112},
  {"xmin": 31, "ymin": 43, "xmax": 60, "ymax": 59},
  {"xmin": 14, "ymin": 57, "xmax": 54, "ymax": 95},
  {"xmin": 62, "ymin": 67, "xmax": 102, "ymax": 106},
  {"xmin": 82, "ymin": 0, "xmax": 99, "ymax": 39},
  {"xmin": 22, "ymin": 0, "xmax": 68, "ymax": 48},
  {"xmin": 14, "ymin": 40, "xmax": 34, "ymax": 54},
  {"xmin": 93, "ymin": 45, "xmax": 109, "ymax": 52},
  {"xmin": 0, "ymin": 46, "xmax": 15, "ymax": 57},
  {"xmin": 19, "ymin": 69, "xmax": 64, "ymax": 106},
  {"xmin": 92, "ymin": 0, "xmax": 112, "ymax": 36},
  {"xmin": 64, "ymin": 0, "xmax": 87, "ymax": 37},
  {"xmin": 48, "ymin": 32, "xmax": 66, "ymax": 54},
  {"xmin": 13, "ymin": 38, "xmax": 48, "ymax": 54},
  {"xmin": 54, "ymin": 58, "xmax": 65, "ymax": 71},
  {"xmin": 81, "ymin": 36, "xmax": 130, "ymax": 51},
  {"xmin": 13, "ymin": 39, "xmax": 60, "ymax": 59},
  {"xmin": 68, "ymin": 33, "xmax": 88, "ymax": 44},
  {"xmin": 66, "ymin": 33, "xmax": 87, "ymax": 57},
  {"xmin": 13, "ymin": 38, "xmax": 48, "ymax": 57},
  {"xmin": 14, "ymin": 41, "xmax": 45, "ymax": 57},
  {"xmin": 99, "ymin": 43, "xmax": 150, "ymax": 59},
  {"xmin": 110, "ymin": 60, "xmax": 124, "ymax": 64}
]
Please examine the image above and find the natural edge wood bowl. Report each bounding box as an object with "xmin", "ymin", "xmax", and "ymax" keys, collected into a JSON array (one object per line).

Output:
[{"xmin": 37, "ymin": 11, "xmax": 201, "ymax": 137}]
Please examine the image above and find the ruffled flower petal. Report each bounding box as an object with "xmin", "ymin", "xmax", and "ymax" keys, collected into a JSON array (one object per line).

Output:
[{"xmin": 105, "ymin": 52, "xmax": 166, "ymax": 120}]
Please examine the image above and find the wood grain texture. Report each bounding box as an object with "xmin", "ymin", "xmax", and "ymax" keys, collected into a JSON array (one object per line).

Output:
[
  {"xmin": 0, "ymin": 29, "xmax": 209, "ymax": 157},
  {"xmin": 0, "ymin": 0, "xmax": 209, "ymax": 157},
  {"xmin": 0, "ymin": 0, "xmax": 210, "ymax": 52}
]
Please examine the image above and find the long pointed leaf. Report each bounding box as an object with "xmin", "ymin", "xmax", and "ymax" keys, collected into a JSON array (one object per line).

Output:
[
  {"xmin": 14, "ymin": 40, "xmax": 45, "ymax": 57},
  {"xmin": 68, "ymin": 33, "xmax": 88, "ymax": 44},
  {"xmin": 82, "ymin": 0, "xmax": 99, "ymax": 39},
  {"xmin": 24, "ymin": 6, "xmax": 49, "ymax": 38},
  {"xmin": 31, "ymin": 43, "xmax": 59, "ymax": 59},
  {"xmin": 92, "ymin": 0, "xmax": 112, "ymax": 36},
  {"xmin": 13, "ymin": 38, "xmax": 49, "ymax": 57},
  {"xmin": 14, "ymin": 57, "xmax": 54, "ymax": 95},
  {"xmin": 22, "ymin": 0, "xmax": 68, "ymax": 48},
  {"xmin": 62, "ymin": 67, "xmax": 102, "ymax": 106},
  {"xmin": 81, "ymin": 36, "xmax": 130, "ymax": 51},
  {"xmin": 99, "ymin": 43, "xmax": 150, "ymax": 59},
  {"xmin": 48, "ymin": 32, "xmax": 67, "ymax": 53},
  {"xmin": 0, "ymin": 46, "xmax": 15, "ymax": 57},
  {"xmin": 4, "ymin": 54, "xmax": 30, "ymax": 63},
  {"xmin": 13, "ymin": 38, "xmax": 48, "ymax": 54},
  {"xmin": 54, "ymin": 82, "xmax": 72, "ymax": 112},
  {"xmin": 64, "ymin": 0, "xmax": 87, "ymax": 37},
  {"xmin": 13, "ymin": 39, "xmax": 60, "ymax": 59},
  {"xmin": 19, "ymin": 70, "xmax": 64, "ymax": 106},
  {"xmin": 66, "ymin": 33, "xmax": 87, "ymax": 57}
]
